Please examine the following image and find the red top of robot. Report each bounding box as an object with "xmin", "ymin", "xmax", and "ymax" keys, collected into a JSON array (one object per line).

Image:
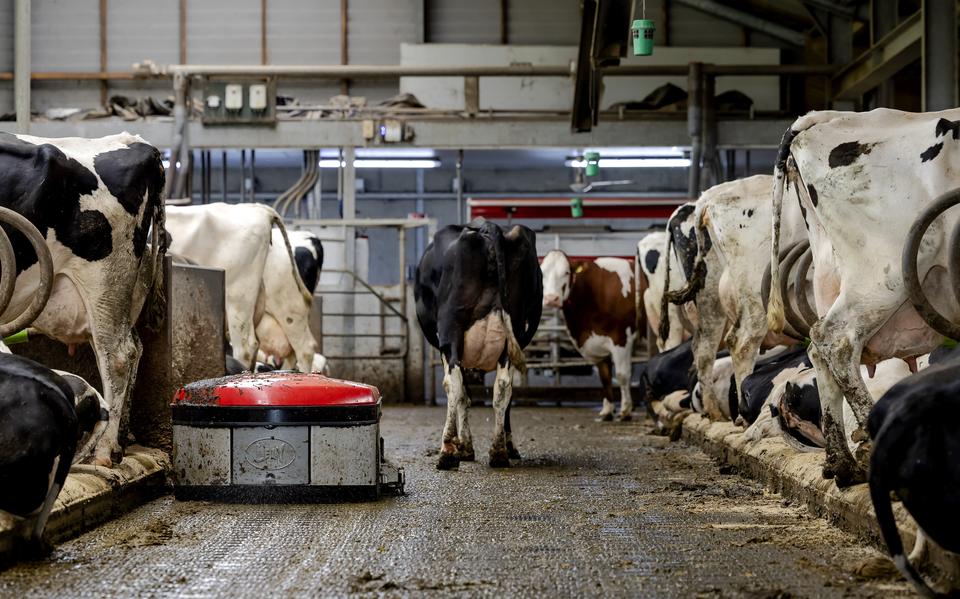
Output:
[{"xmin": 173, "ymin": 372, "xmax": 381, "ymax": 407}]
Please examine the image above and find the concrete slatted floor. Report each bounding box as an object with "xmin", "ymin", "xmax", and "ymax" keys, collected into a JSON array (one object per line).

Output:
[{"xmin": 0, "ymin": 407, "xmax": 910, "ymax": 597}]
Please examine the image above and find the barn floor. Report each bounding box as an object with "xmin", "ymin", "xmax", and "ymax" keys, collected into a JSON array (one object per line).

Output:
[{"xmin": 0, "ymin": 407, "xmax": 910, "ymax": 598}]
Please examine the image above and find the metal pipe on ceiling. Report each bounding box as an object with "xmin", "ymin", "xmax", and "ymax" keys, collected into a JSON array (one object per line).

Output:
[{"xmin": 0, "ymin": 64, "xmax": 836, "ymax": 82}]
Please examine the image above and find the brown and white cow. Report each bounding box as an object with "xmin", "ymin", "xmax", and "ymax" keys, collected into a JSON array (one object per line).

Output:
[{"xmin": 542, "ymin": 251, "xmax": 638, "ymax": 420}]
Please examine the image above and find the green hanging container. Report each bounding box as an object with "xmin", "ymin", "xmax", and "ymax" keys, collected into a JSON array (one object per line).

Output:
[
  {"xmin": 632, "ymin": 19, "xmax": 656, "ymax": 56},
  {"xmin": 584, "ymin": 152, "xmax": 600, "ymax": 177},
  {"xmin": 570, "ymin": 197, "xmax": 584, "ymax": 218}
]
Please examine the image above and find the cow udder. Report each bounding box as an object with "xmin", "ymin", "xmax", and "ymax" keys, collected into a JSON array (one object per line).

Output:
[{"xmin": 461, "ymin": 310, "xmax": 507, "ymax": 372}]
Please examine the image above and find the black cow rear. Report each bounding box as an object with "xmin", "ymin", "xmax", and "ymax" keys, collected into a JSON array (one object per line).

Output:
[
  {"xmin": 868, "ymin": 358, "xmax": 960, "ymax": 597},
  {"xmin": 415, "ymin": 220, "xmax": 542, "ymax": 469},
  {"xmin": 0, "ymin": 354, "xmax": 86, "ymax": 551}
]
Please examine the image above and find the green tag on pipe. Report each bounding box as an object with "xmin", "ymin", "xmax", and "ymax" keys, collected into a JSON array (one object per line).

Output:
[{"xmin": 3, "ymin": 330, "xmax": 28, "ymax": 345}]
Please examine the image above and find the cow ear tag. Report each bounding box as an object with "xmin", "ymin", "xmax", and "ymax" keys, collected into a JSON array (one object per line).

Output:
[{"xmin": 575, "ymin": 265, "xmax": 584, "ymax": 274}]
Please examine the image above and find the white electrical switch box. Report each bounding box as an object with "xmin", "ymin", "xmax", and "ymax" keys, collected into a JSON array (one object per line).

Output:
[
  {"xmin": 249, "ymin": 84, "xmax": 267, "ymax": 110},
  {"xmin": 225, "ymin": 84, "xmax": 243, "ymax": 110},
  {"xmin": 206, "ymin": 95, "xmax": 221, "ymax": 109}
]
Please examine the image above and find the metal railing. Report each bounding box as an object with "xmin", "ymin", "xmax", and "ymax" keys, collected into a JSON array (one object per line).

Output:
[{"xmin": 315, "ymin": 268, "xmax": 408, "ymax": 360}]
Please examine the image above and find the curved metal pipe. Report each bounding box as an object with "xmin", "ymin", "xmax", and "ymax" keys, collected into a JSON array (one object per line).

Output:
[
  {"xmin": 948, "ymin": 211, "xmax": 960, "ymax": 310},
  {"xmin": 792, "ymin": 246, "xmax": 817, "ymax": 330},
  {"xmin": 0, "ymin": 224, "xmax": 17, "ymax": 315},
  {"xmin": 762, "ymin": 240, "xmax": 804, "ymax": 340},
  {"xmin": 278, "ymin": 149, "xmax": 319, "ymax": 218},
  {"xmin": 0, "ymin": 208, "xmax": 54, "ymax": 338},
  {"xmin": 779, "ymin": 239, "xmax": 811, "ymax": 339},
  {"xmin": 762, "ymin": 240, "xmax": 800, "ymax": 310},
  {"xmin": 902, "ymin": 187, "xmax": 960, "ymax": 340}
]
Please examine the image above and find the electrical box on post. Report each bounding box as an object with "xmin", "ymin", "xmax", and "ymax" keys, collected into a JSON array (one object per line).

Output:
[
  {"xmin": 224, "ymin": 84, "xmax": 243, "ymax": 110},
  {"xmin": 202, "ymin": 77, "xmax": 277, "ymax": 126},
  {"xmin": 249, "ymin": 84, "xmax": 268, "ymax": 110}
]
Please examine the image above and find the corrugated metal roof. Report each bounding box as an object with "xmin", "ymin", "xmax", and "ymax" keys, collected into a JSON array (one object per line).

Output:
[
  {"xmin": 32, "ymin": 0, "xmax": 99, "ymax": 71},
  {"xmin": 0, "ymin": 0, "xmax": 12, "ymax": 71},
  {"xmin": 267, "ymin": 0, "xmax": 339, "ymax": 64},
  {"xmin": 349, "ymin": 0, "xmax": 418, "ymax": 65},
  {"xmin": 107, "ymin": 0, "xmax": 178, "ymax": 69},
  {"xmin": 428, "ymin": 0, "xmax": 499, "ymax": 44},
  {"xmin": 187, "ymin": 0, "xmax": 260, "ymax": 64},
  {"xmin": 507, "ymin": 0, "xmax": 579, "ymax": 45}
]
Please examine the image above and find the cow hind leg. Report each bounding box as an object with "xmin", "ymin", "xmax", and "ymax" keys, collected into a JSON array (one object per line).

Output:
[
  {"xmin": 90, "ymin": 325, "xmax": 142, "ymax": 466},
  {"xmin": 489, "ymin": 359, "xmax": 513, "ymax": 468},
  {"xmin": 811, "ymin": 301, "xmax": 890, "ymax": 485},
  {"xmin": 692, "ymin": 308, "xmax": 727, "ymax": 421},
  {"xmin": 505, "ymin": 402, "xmax": 520, "ymax": 460},
  {"xmin": 454, "ymin": 382, "xmax": 475, "ymax": 462},
  {"xmin": 612, "ymin": 339, "xmax": 635, "ymax": 421},
  {"xmin": 726, "ymin": 304, "xmax": 766, "ymax": 419},
  {"xmin": 437, "ymin": 358, "xmax": 462, "ymax": 470},
  {"xmin": 597, "ymin": 358, "xmax": 616, "ymax": 421},
  {"xmin": 807, "ymin": 340, "xmax": 864, "ymax": 486}
]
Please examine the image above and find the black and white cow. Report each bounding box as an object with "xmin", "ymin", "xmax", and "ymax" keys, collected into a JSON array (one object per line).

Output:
[
  {"xmin": 638, "ymin": 340, "xmax": 695, "ymax": 436},
  {"xmin": 415, "ymin": 219, "xmax": 542, "ymax": 469},
  {"xmin": 737, "ymin": 345, "xmax": 808, "ymax": 426},
  {"xmin": 869, "ymin": 355, "xmax": 960, "ymax": 597},
  {"xmin": 290, "ymin": 230, "xmax": 324, "ymax": 293},
  {"xmin": 663, "ymin": 176, "xmax": 803, "ymax": 422},
  {"xmin": 0, "ymin": 132, "xmax": 166, "ymax": 465},
  {"xmin": 767, "ymin": 109, "xmax": 960, "ymax": 485},
  {"xmin": 636, "ymin": 231, "xmax": 687, "ymax": 352},
  {"xmin": 0, "ymin": 353, "xmax": 109, "ymax": 550}
]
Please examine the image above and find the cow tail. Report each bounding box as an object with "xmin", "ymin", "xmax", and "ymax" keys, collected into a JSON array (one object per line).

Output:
[
  {"xmin": 664, "ymin": 204, "xmax": 709, "ymax": 306},
  {"xmin": 634, "ymin": 243, "xmax": 643, "ymax": 337},
  {"xmin": 767, "ymin": 127, "xmax": 797, "ymax": 335},
  {"xmin": 270, "ymin": 211, "xmax": 313, "ymax": 305},
  {"xmin": 869, "ymin": 465, "xmax": 936, "ymax": 598},
  {"xmin": 143, "ymin": 162, "xmax": 168, "ymax": 332},
  {"xmin": 483, "ymin": 222, "xmax": 525, "ymax": 371},
  {"xmin": 658, "ymin": 228, "xmax": 675, "ymax": 343}
]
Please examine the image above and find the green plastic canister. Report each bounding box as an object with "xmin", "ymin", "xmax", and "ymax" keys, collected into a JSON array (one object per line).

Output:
[
  {"xmin": 570, "ymin": 197, "xmax": 584, "ymax": 218},
  {"xmin": 632, "ymin": 19, "xmax": 655, "ymax": 56},
  {"xmin": 584, "ymin": 152, "xmax": 600, "ymax": 177}
]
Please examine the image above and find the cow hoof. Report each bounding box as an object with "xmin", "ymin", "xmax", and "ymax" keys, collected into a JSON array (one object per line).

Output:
[
  {"xmin": 21, "ymin": 537, "xmax": 53, "ymax": 561},
  {"xmin": 436, "ymin": 452, "xmax": 460, "ymax": 471},
  {"xmin": 489, "ymin": 449, "xmax": 511, "ymax": 468},
  {"xmin": 456, "ymin": 448, "xmax": 476, "ymax": 462},
  {"xmin": 91, "ymin": 455, "xmax": 113, "ymax": 468},
  {"xmin": 598, "ymin": 412, "xmax": 614, "ymax": 422},
  {"xmin": 618, "ymin": 412, "xmax": 633, "ymax": 422},
  {"xmin": 851, "ymin": 427, "xmax": 869, "ymax": 444},
  {"xmin": 507, "ymin": 446, "xmax": 522, "ymax": 460},
  {"xmin": 823, "ymin": 457, "xmax": 866, "ymax": 488}
]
